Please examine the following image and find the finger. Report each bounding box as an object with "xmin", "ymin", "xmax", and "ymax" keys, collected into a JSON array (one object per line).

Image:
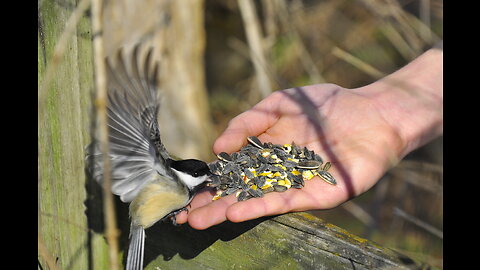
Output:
[
  {"xmin": 213, "ymin": 111, "xmax": 275, "ymax": 154},
  {"xmin": 226, "ymin": 192, "xmax": 293, "ymax": 223},
  {"xmin": 174, "ymin": 189, "xmax": 216, "ymax": 224},
  {"xmin": 225, "ymin": 187, "xmax": 313, "ymax": 223},
  {"xmin": 186, "ymin": 173, "xmax": 348, "ymax": 229},
  {"xmin": 175, "ymin": 211, "xmax": 188, "ymax": 224},
  {"xmin": 226, "ymin": 177, "xmax": 345, "ymax": 223},
  {"xmin": 213, "ymin": 94, "xmax": 282, "ymax": 154},
  {"xmin": 212, "ymin": 125, "xmax": 250, "ymax": 154},
  {"xmin": 187, "ymin": 194, "xmax": 239, "ymax": 230}
]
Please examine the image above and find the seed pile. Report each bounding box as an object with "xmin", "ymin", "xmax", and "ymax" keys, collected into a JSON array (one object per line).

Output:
[{"xmin": 208, "ymin": 136, "xmax": 336, "ymax": 201}]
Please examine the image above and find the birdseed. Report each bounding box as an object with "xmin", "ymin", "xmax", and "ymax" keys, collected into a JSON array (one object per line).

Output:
[{"xmin": 208, "ymin": 136, "xmax": 337, "ymax": 201}]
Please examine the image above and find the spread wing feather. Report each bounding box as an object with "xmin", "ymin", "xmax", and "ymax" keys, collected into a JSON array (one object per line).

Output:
[{"xmin": 86, "ymin": 46, "xmax": 172, "ymax": 203}]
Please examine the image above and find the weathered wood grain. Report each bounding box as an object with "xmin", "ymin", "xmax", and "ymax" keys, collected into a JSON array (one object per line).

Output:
[
  {"xmin": 38, "ymin": 0, "xmax": 111, "ymax": 269},
  {"xmin": 133, "ymin": 212, "xmax": 431, "ymax": 270}
]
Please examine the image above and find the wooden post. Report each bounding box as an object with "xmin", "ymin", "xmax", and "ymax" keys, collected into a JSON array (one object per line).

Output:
[{"xmin": 38, "ymin": 0, "xmax": 110, "ymax": 269}]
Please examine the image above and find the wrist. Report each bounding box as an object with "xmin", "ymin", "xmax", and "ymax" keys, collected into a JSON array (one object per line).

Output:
[{"xmin": 356, "ymin": 48, "xmax": 443, "ymax": 158}]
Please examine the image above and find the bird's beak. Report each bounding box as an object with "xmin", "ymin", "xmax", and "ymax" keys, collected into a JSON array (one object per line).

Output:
[{"xmin": 205, "ymin": 174, "xmax": 220, "ymax": 187}]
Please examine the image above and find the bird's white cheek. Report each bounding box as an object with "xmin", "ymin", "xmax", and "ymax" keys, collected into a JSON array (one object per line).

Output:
[{"xmin": 173, "ymin": 170, "xmax": 208, "ymax": 189}]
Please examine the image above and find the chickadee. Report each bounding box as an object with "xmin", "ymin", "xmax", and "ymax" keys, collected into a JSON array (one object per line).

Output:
[{"xmin": 86, "ymin": 46, "xmax": 212, "ymax": 270}]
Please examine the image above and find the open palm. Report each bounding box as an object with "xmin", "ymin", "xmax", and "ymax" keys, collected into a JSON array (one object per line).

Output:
[{"xmin": 177, "ymin": 83, "xmax": 405, "ymax": 229}]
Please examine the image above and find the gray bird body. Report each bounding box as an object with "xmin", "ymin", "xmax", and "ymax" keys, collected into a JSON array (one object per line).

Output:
[{"xmin": 86, "ymin": 46, "xmax": 210, "ymax": 270}]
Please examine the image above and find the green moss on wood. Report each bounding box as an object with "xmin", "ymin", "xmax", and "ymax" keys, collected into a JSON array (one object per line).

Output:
[{"xmin": 38, "ymin": 0, "xmax": 109, "ymax": 269}]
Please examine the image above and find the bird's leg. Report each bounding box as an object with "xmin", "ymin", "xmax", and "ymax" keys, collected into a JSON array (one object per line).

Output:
[{"xmin": 165, "ymin": 206, "xmax": 189, "ymax": 226}]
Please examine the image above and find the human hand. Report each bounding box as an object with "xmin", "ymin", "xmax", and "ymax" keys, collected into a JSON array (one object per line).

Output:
[
  {"xmin": 176, "ymin": 48, "xmax": 442, "ymax": 229},
  {"xmin": 175, "ymin": 83, "xmax": 405, "ymax": 229}
]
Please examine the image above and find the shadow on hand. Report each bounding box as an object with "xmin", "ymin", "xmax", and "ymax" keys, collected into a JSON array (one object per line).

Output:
[{"xmin": 283, "ymin": 87, "xmax": 354, "ymax": 198}]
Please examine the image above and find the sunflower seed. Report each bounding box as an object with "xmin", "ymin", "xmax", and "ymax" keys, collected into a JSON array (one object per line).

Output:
[
  {"xmin": 237, "ymin": 190, "xmax": 251, "ymax": 201},
  {"xmin": 210, "ymin": 136, "xmax": 337, "ymax": 201},
  {"xmin": 273, "ymin": 184, "xmax": 288, "ymax": 192},
  {"xmin": 247, "ymin": 136, "xmax": 264, "ymax": 149},
  {"xmin": 240, "ymin": 181, "xmax": 250, "ymax": 190},
  {"xmin": 317, "ymin": 170, "xmax": 336, "ymax": 185},
  {"xmin": 322, "ymin": 161, "xmax": 332, "ymax": 171},
  {"xmin": 297, "ymin": 160, "xmax": 322, "ymax": 169},
  {"xmin": 243, "ymin": 168, "xmax": 255, "ymax": 179},
  {"xmin": 261, "ymin": 186, "xmax": 275, "ymax": 193},
  {"xmin": 207, "ymin": 175, "xmax": 222, "ymax": 187},
  {"xmin": 303, "ymin": 147, "xmax": 313, "ymax": 160},
  {"xmin": 217, "ymin": 152, "xmax": 232, "ymax": 162},
  {"xmin": 225, "ymin": 186, "xmax": 239, "ymax": 195},
  {"xmin": 235, "ymin": 153, "xmax": 250, "ymax": 165},
  {"xmin": 253, "ymin": 176, "xmax": 266, "ymax": 187},
  {"xmin": 292, "ymin": 183, "xmax": 303, "ymax": 189},
  {"xmin": 208, "ymin": 161, "xmax": 224, "ymax": 175},
  {"xmin": 247, "ymin": 187, "xmax": 264, "ymax": 198},
  {"xmin": 221, "ymin": 175, "xmax": 232, "ymax": 183},
  {"xmin": 283, "ymin": 160, "xmax": 298, "ymax": 168}
]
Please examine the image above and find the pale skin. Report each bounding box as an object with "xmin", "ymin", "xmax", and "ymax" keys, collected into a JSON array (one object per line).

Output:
[{"xmin": 176, "ymin": 47, "xmax": 443, "ymax": 230}]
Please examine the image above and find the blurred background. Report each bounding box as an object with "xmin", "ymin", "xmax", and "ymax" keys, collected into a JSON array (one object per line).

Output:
[{"xmin": 201, "ymin": 0, "xmax": 443, "ymax": 268}]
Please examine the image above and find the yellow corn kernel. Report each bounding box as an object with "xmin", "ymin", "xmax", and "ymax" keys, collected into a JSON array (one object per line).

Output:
[
  {"xmin": 302, "ymin": 170, "xmax": 315, "ymax": 180},
  {"xmin": 260, "ymin": 149, "xmax": 271, "ymax": 157},
  {"xmin": 291, "ymin": 170, "xmax": 301, "ymax": 176},
  {"xmin": 284, "ymin": 179, "xmax": 292, "ymax": 188},
  {"xmin": 274, "ymin": 164, "xmax": 287, "ymax": 170},
  {"xmin": 265, "ymin": 178, "xmax": 275, "ymax": 184},
  {"xmin": 287, "ymin": 157, "xmax": 299, "ymax": 163},
  {"xmin": 261, "ymin": 183, "xmax": 273, "ymax": 190},
  {"xmin": 258, "ymin": 171, "xmax": 272, "ymax": 176}
]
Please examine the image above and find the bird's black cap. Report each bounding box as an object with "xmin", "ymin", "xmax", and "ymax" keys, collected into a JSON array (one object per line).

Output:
[{"xmin": 168, "ymin": 159, "xmax": 211, "ymax": 177}]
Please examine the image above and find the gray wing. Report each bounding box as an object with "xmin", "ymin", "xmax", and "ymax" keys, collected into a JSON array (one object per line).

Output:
[{"xmin": 87, "ymin": 46, "xmax": 171, "ymax": 203}]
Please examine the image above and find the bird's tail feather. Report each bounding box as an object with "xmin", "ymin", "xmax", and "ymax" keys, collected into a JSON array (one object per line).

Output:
[{"xmin": 126, "ymin": 224, "xmax": 145, "ymax": 270}]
